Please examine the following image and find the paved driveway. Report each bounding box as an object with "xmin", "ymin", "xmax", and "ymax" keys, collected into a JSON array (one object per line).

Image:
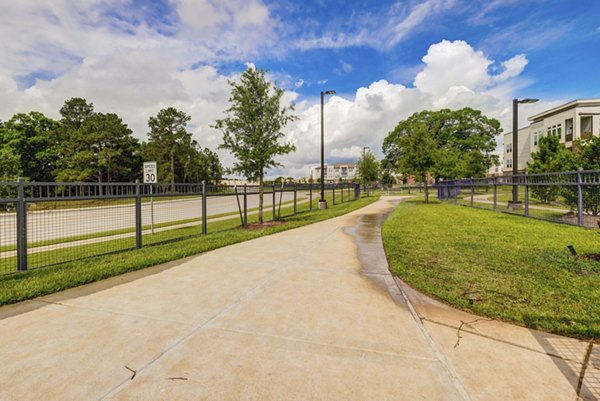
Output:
[{"xmin": 0, "ymin": 197, "xmax": 597, "ymax": 400}]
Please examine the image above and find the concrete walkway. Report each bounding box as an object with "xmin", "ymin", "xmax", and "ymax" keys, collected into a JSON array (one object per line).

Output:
[{"xmin": 0, "ymin": 197, "xmax": 597, "ymax": 400}]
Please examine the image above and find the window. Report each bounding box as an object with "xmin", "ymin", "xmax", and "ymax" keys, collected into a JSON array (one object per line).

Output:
[
  {"xmin": 507, "ymin": 158, "xmax": 513, "ymax": 168},
  {"xmin": 557, "ymin": 124, "xmax": 562, "ymax": 139},
  {"xmin": 533, "ymin": 132, "xmax": 539, "ymax": 146},
  {"xmin": 506, "ymin": 143, "xmax": 512, "ymax": 153}
]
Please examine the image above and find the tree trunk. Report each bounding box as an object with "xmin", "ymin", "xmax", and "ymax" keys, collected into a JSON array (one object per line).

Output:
[
  {"xmin": 258, "ymin": 174, "xmax": 264, "ymax": 224},
  {"xmin": 170, "ymin": 150, "xmax": 175, "ymax": 191}
]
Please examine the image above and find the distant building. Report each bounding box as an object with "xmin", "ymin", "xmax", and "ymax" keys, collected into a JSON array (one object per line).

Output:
[
  {"xmin": 503, "ymin": 99, "xmax": 600, "ymax": 173},
  {"xmin": 310, "ymin": 163, "xmax": 358, "ymax": 183}
]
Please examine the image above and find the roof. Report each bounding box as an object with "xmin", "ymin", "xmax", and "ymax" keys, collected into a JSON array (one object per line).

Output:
[{"xmin": 529, "ymin": 99, "xmax": 600, "ymax": 123}]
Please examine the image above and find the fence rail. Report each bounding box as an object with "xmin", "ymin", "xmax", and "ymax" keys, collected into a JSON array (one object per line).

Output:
[
  {"xmin": 0, "ymin": 180, "xmax": 360, "ymax": 276},
  {"xmin": 434, "ymin": 169, "xmax": 600, "ymax": 229}
]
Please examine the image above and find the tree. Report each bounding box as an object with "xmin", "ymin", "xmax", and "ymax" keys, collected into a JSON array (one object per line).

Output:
[
  {"xmin": 55, "ymin": 113, "xmax": 140, "ymax": 184},
  {"xmin": 527, "ymin": 134, "xmax": 576, "ymax": 204},
  {"xmin": 357, "ymin": 149, "xmax": 380, "ymax": 195},
  {"xmin": 60, "ymin": 97, "xmax": 94, "ymax": 130},
  {"xmin": 144, "ymin": 108, "xmax": 193, "ymax": 188},
  {"xmin": 0, "ymin": 112, "xmax": 60, "ymax": 181},
  {"xmin": 383, "ymin": 108, "xmax": 500, "ymax": 202},
  {"xmin": 214, "ymin": 67, "xmax": 297, "ymax": 224}
]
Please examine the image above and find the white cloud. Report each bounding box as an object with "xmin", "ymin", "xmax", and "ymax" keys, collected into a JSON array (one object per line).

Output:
[
  {"xmin": 341, "ymin": 61, "xmax": 353, "ymax": 73},
  {"xmin": 493, "ymin": 54, "xmax": 528, "ymax": 82},
  {"xmin": 294, "ymin": 0, "xmax": 456, "ymax": 52},
  {"xmin": 414, "ymin": 40, "xmax": 492, "ymax": 96}
]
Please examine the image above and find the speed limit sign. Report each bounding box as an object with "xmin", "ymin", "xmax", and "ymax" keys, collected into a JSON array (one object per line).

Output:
[{"xmin": 143, "ymin": 162, "xmax": 157, "ymax": 183}]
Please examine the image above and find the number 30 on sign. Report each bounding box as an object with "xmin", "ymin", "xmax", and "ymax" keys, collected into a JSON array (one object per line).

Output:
[{"xmin": 143, "ymin": 162, "xmax": 157, "ymax": 183}]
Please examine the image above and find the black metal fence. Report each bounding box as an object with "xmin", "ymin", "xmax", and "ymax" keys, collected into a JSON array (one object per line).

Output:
[
  {"xmin": 434, "ymin": 170, "xmax": 600, "ymax": 228},
  {"xmin": 0, "ymin": 180, "xmax": 359, "ymax": 275}
]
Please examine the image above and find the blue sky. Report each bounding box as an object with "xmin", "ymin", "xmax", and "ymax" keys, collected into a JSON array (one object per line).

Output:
[{"xmin": 1, "ymin": 0, "xmax": 599, "ymax": 177}]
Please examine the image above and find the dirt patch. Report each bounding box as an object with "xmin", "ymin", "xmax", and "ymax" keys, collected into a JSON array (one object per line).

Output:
[
  {"xmin": 242, "ymin": 221, "xmax": 286, "ymax": 230},
  {"xmin": 560, "ymin": 212, "xmax": 600, "ymax": 229}
]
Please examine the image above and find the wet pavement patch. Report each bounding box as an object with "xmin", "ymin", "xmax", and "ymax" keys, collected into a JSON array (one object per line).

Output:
[{"xmin": 344, "ymin": 200, "xmax": 408, "ymax": 307}]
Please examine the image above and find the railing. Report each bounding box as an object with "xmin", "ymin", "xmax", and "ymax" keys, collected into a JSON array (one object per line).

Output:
[
  {"xmin": 435, "ymin": 170, "xmax": 600, "ymax": 228},
  {"xmin": 0, "ymin": 180, "xmax": 360, "ymax": 275}
]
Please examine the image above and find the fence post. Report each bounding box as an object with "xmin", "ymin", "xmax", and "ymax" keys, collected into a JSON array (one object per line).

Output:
[
  {"xmin": 16, "ymin": 178, "xmax": 27, "ymax": 272},
  {"xmin": 309, "ymin": 183, "xmax": 312, "ymax": 210},
  {"xmin": 293, "ymin": 183, "xmax": 297, "ymax": 215},
  {"xmin": 332, "ymin": 183, "xmax": 336, "ymax": 205},
  {"xmin": 453, "ymin": 182, "xmax": 458, "ymax": 205},
  {"xmin": 135, "ymin": 179, "xmax": 142, "ymax": 249},
  {"xmin": 272, "ymin": 184, "xmax": 276, "ymax": 221},
  {"xmin": 243, "ymin": 184, "xmax": 248, "ymax": 227},
  {"xmin": 493, "ymin": 176, "xmax": 497, "ymax": 210},
  {"xmin": 524, "ymin": 173, "xmax": 529, "ymax": 217},
  {"xmin": 577, "ymin": 169, "xmax": 583, "ymax": 226},
  {"xmin": 470, "ymin": 177, "xmax": 474, "ymax": 207},
  {"xmin": 202, "ymin": 181, "xmax": 207, "ymax": 235}
]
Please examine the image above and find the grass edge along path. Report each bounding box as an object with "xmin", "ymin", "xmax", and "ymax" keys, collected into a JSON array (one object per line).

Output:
[
  {"xmin": 382, "ymin": 199, "xmax": 600, "ymax": 340},
  {"xmin": 0, "ymin": 195, "xmax": 378, "ymax": 306}
]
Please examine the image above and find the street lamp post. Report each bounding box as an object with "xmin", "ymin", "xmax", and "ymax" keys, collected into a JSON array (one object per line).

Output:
[
  {"xmin": 511, "ymin": 98, "xmax": 539, "ymax": 205},
  {"xmin": 362, "ymin": 146, "xmax": 369, "ymax": 193},
  {"xmin": 319, "ymin": 90, "xmax": 336, "ymax": 210}
]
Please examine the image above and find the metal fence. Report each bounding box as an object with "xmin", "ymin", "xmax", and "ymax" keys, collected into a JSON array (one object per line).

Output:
[
  {"xmin": 434, "ymin": 170, "xmax": 600, "ymax": 228},
  {"xmin": 0, "ymin": 180, "xmax": 360, "ymax": 275}
]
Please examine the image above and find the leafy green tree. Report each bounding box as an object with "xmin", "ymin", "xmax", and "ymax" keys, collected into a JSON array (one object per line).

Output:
[
  {"xmin": 214, "ymin": 67, "xmax": 297, "ymax": 224},
  {"xmin": 143, "ymin": 108, "xmax": 193, "ymax": 188},
  {"xmin": 0, "ymin": 147, "xmax": 22, "ymax": 181},
  {"xmin": 55, "ymin": 113, "xmax": 140, "ymax": 183},
  {"xmin": 60, "ymin": 98, "xmax": 94, "ymax": 130},
  {"xmin": 0, "ymin": 112, "xmax": 60, "ymax": 181},
  {"xmin": 386, "ymin": 121, "xmax": 437, "ymax": 202},
  {"xmin": 357, "ymin": 149, "xmax": 380, "ymax": 195},
  {"xmin": 527, "ymin": 134, "xmax": 576, "ymax": 204},
  {"xmin": 383, "ymin": 108, "xmax": 500, "ymax": 202},
  {"xmin": 565, "ymin": 137, "xmax": 600, "ymax": 215}
]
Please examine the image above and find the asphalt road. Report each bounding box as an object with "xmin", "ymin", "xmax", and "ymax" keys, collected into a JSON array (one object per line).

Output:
[{"xmin": 0, "ymin": 192, "xmax": 300, "ymax": 246}]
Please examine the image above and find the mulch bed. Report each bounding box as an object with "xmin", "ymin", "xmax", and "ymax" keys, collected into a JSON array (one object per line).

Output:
[{"xmin": 241, "ymin": 221, "xmax": 287, "ymax": 230}]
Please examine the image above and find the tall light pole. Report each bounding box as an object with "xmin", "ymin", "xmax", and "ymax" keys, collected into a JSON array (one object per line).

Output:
[
  {"xmin": 320, "ymin": 90, "xmax": 336, "ymax": 210},
  {"xmin": 511, "ymin": 98, "xmax": 538, "ymax": 205},
  {"xmin": 362, "ymin": 146, "xmax": 369, "ymax": 192}
]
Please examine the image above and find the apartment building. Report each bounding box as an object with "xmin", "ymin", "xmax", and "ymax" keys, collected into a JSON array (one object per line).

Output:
[
  {"xmin": 310, "ymin": 163, "xmax": 358, "ymax": 183},
  {"xmin": 503, "ymin": 99, "xmax": 600, "ymax": 173}
]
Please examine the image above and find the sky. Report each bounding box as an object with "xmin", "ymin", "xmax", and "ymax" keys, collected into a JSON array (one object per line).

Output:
[{"xmin": 1, "ymin": 0, "xmax": 600, "ymax": 178}]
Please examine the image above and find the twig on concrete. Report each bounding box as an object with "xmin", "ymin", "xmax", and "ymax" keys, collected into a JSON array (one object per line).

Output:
[
  {"xmin": 125, "ymin": 365, "xmax": 137, "ymax": 380},
  {"xmin": 454, "ymin": 318, "xmax": 490, "ymax": 349},
  {"xmin": 167, "ymin": 377, "xmax": 188, "ymax": 381}
]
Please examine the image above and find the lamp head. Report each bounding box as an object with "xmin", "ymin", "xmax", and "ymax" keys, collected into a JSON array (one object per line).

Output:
[
  {"xmin": 324, "ymin": 90, "xmax": 336, "ymax": 95},
  {"xmin": 518, "ymin": 98, "xmax": 539, "ymax": 104}
]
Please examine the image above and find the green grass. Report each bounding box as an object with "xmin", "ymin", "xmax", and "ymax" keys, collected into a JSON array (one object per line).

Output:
[
  {"xmin": 383, "ymin": 200, "xmax": 600, "ymax": 339},
  {"xmin": 0, "ymin": 194, "xmax": 376, "ymax": 306}
]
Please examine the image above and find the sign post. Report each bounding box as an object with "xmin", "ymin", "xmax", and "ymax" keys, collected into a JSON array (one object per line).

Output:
[{"xmin": 143, "ymin": 162, "xmax": 157, "ymax": 234}]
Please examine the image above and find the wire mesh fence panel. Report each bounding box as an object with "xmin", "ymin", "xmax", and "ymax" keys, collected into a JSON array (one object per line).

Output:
[
  {"xmin": 27, "ymin": 199, "xmax": 137, "ymax": 270},
  {"xmin": 141, "ymin": 195, "xmax": 202, "ymax": 246},
  {"xmin": 295, "ymin": 185, "xmax": 313, "ymax": 214},
  {"xmin": 527, "ymin": 184, "xmax": 573, "ymax": 224},
  {"xmin": 0, "ymin": 203, "xmax": 17, "ymax": 275},
  {"xmin": 580, "ymin": 185, "xmax": 600, "ymax": 228},
  {"xmin": 472, "ymin": 183, "xmax": 495, "ymax": 211}
]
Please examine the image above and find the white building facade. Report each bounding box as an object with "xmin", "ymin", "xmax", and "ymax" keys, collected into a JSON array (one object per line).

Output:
[
  {"xmin": 310, "ymin": 163, "xmax": 358, "ymax": 183},
  {"xmin": 503, "ymin": 99, "xmax": 600, "ymax": 173}
]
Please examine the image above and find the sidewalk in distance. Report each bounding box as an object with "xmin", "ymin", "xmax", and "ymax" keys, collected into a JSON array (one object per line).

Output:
[{"xmin": 0, "ymin": 197, "xmax": 596, "ymax": 400}]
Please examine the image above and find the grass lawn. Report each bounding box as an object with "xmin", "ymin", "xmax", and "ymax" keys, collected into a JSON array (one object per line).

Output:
[
  {"xmin": 0, "ymin": 194, "xmax": 377, "ymax": 306},
  {"xmin": 383, "ymin": 200, "xmax": 600, "ymax": 339}
]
